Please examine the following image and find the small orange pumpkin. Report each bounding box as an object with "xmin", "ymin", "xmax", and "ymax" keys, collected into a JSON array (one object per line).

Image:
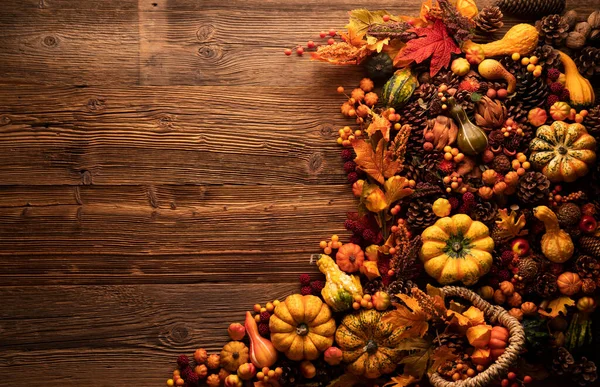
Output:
[
  {"xmin": 557, "ymin": 272, "xmax": 582, "ymax": 296},
  {"xmin": 489, "ymin": 326, "xmax": 509, "ymax": 360},
  {"xmin": 335, "ymin": 243, "xmax": 364, "ymax": 273}
]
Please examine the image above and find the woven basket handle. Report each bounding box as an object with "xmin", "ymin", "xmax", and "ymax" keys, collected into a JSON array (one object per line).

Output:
[{"xmin": 428, "ymin": 286, "xmax": 526, "ymax": 387}]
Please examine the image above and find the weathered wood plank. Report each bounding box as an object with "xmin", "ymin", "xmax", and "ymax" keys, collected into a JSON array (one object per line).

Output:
[
  {"xmin": 0, "ymin": 283, "xmax": 297, "ymax": 385},
  {"xmin": 0, "ymin": 86, "xmax": 348, "ymax": 185}
]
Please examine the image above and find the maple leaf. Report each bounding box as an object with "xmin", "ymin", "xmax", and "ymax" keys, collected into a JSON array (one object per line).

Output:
[
  {"xmin": 384, "ymin": 176, "xmax": 413, "ymax": 206},
  {"xmin": 367, "ymin": 35, "xmax": 390, "ymax": 53},
  {"xmin": 311, "ymin": 42, "xmax": 369, "ymax": 65},
  {"xmin": 429, "ymin": 345, "xmax": 458, "ymax": 374},
  {"xmin": 393, "ymin": 20, "xmax": 460, "ymax": 76},
  {"xmin": 352, "ymin": 138, "xmax": 400, "ymax": 184},
  {"xmin": 346, "ymin": 9, "xmax": 397, "ymax": 35},
  {"xmin": 383, "ymin": 293, "xmax": 429, "ymax": 338},
  {"xmin": 366, "ymin": 113, "xmax": 391, "ymax": 140},
  {"xmin": 340, "ymin": 25, "xmax": 367, "ymax": 47},
  {"xmin": 538, "ymin": 297, "xmax": 575, "ymax": 318},
  {"xmin": 384, "ymin": 374, "xmax": 418, "ymax": 387},
  {"xmin": 400, "ymin": 347, "xmax": 432, "ymax": 379},
  {"xmin": 495, "ymin": 209, "xmax": 528, "ymax": 240}
]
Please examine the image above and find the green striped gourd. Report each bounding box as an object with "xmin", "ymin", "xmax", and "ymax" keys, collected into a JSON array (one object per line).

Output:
[{"xmin": 381, "ymin": 68, "xmax": 418, "ymax": 108}]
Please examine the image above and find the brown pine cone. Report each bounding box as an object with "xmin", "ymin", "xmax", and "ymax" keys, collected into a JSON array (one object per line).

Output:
[
  {"xmin": 517, "ymin": 257, "xmax": 539, "ymax": 282},
  {"xmin": 454, "ymin": 89, "xmax": 475, "ymax": 114},
  {"xmin": 535, "ymin": 272, "xmax": 558, "ymax": 298},
  {"xmin": 517, "ymin": 172, "xmax": 550, "ymax": 205},
  {"xmin": 552, "ymin": 347, "xmax": 575, "ymax": 376},
  {"xmin": 576, "ymin": 255, "xmax": 600, "ymax": 279},
  {"xmin": 432, "ymin": 69, "xmax": 460, "ymax": 89},
  {"xmin": 575, "ymin": 47, "xmax": 600, "ymax": 78},
  {"xmin": 585, "ymin": 105, "xmax": 600, "ymax": 138},
  {"xmin": 412, "ymin": 181, "xmax": 444, "ymax": 199},
  {"xmin": 472, "ymin": 200, "xmax": 498, "ymax": 225},
  {"xmin": 506, "ymin": 101, "xmax": 529, "ymax": 125},
  {"xmin": 571, "ymin": 357, "xmax": 598, "ymax": 386},
  {"xmin": 582, "ymin": 278, "xmax": 597, "ymax": 294},
  {"xmin": 536, "ymin": 14, "xmax": 569, "ymax": 46},
  {"xmin": 363, "ymin": 278, "xmax": 384, "ymax": 295},
  {"xmin": 579, "ymin": 236, "xmax": 600, "ymax": 259},
  {"xmin": 496, "ymin": 0, "xmax": 565, "ymax": 18},
  {"xmin": 386, "ymin": 279, "xmax": 415, "ymax": 301},
  {"xmin": 513, "ymin": 70, "xmax": 550, "ymax": 110},
  {"xmin": 434, "ymin": 333, "xmax": 467, "ymax": 352},
  {"xmin": 406, "ymin": 199, "xmax": 437, "ymax": 231},
  {"xmin": 556, "ymin": 203, "xmax": 582, "ymax": 227},
  {"xmin": 491, "ymin": 154, "xmax": 512, "ymax": 174},
  {"xmin": 475, "ymin": 6, "xmax": 504, "ymax": 34},
  {"xmin": 400, "ymin": 101, "xmax": 428, "ymax": 153},
  {"xmin": 533, "ymin": 45, "xmax": 561, "ymax": 68}
]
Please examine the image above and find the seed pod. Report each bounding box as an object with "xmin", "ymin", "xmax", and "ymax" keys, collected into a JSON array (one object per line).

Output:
[
  {"xmin": 562, "ymin": 10, "xmax": 579, "ymax": 29},
  {"xmin": 566, "ymin": 32, "xmax": 586, "ymax": 50},
  {"xmin": 588, "ymin": 11, "xmax": 600, "ymax": 29}
]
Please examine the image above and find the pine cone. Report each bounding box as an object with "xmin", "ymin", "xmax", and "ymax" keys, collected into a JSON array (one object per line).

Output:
[
  {"xmin": 517, "ymin": 172, "xmax": 550, "ymax": 205},
  {"xmin": 533, "ymin": 45, "xmax": 561, "ymax": 68},
  {"xmin": 571, "ymin": 357, "xmax": 598, "ymax": 386},
  {"xmin": 585, "ymin": 105, "xmax": 600, "ymax": 138},
  {"xmin": 491, "ymin": 154, "xmax": 512, "ymax": 174},
  {"xmin": 434, "ymin": 333, "xmax": 467, "ymax": 352},
  {"xmin": 475, "ymin": 6, "xmax": 504, "ymax": 34},
  {"xmin": 512, "ymin": 70, "xmax": 550, "ymax": 110},
  {"xmin": 407, "ymin": 199, "xmax": 437, "ymax": 231},
  {"xmin": 575, "ymin": 47, "xmax": 600, "ymax": 78},
  {"xmin": 454, "ymin": 89, "xmax": 475, "ymax": 114},
  {"xmin": 432, "ymin": 69, "xmax": 460, "ymax": 89},
  {"xmin": 517, "ymin": 257, "xmax": 539, "ymax": 282},
  {"xmin": 536, "ymin": 272, "xmax": 558, "ymax": 298},
  {"xmin": 277, "ymin": 360, "xmax": 300, "ymax": 386},
  {"xmin": 536, "ymin": 14, "xmax": 569, "ymax": 46},
  {"xmin": 579, "ymin": 236, "xmax": 600, "ymax": 259},
  {"xmin": 363, "ymin": 278, "xmax": 384, "ymax": 295},
  {"xmin": 556, "ymin": 203, "xmax": 582, "ymax": 227},
  {"xmin": 367, "ymin": 22, "xmax": 417, "ymax": 42},
  {"xmin": 386, "ymin": 279, "xmax": 415, "ymax": 302},
  {"xmin": 576, "ymin": 255, "xmax": 600, "ymax": 279},
  {"xmin": 553, "ymin": 347, "xmax": 575, "ymax": 376},
  {"xmin": 400, "ymin": 101, "xmax": 428, "ymax": 153},
  {"xmin": 472, "ymin": 200, "xmax": 498, "ymax": 225},
  {"xmin": 505, "ymin": 101, "xmax": 529, "ymax": 125},
  {"xmin": 582, "ymin": 278, "xmax": 597, "ymax": 294},
  {"xmin": 496, "ymin": 0, "xmax": 565, "ymax": 17}
]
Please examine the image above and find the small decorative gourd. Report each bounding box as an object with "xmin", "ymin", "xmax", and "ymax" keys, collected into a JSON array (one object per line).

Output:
[
  {"xmin": 557, "ymin": 272, "xmax": 582, "ymax": 295},
  {"xmin": 269, "ymin": 294, "xmax": 336, "ymax": 361},
  {"xmin": 462, "ymin": 24, "xmax": 539, "ymax": 57},
  {"xmin": 419, "ymin": 214, "xmax": 494, "ymax": 285},
  {"xmin": 381, "ymin": 68, "xmax": 418, "ymax": 108},
  {"xmin": 316, "ymin": 254, "xmax": 363, "ymax": 312},
  {"xmin": 335, "ymin": 243, "xmax": 364, "ymax": 273},
  {"xmin": 447, "ymin": 97, "xmax": 488, "ymax": 155},
  {"xmin": 220, "ymin": 341, "xmax": 249, "ymax": 372},
  {"xmin": 559, "ymin": 51, "xmax": 595, "ymax": 107},
  {"xmin": 529, "ymin": 121, "xmax": 596, "ymax": 183},
  {"xmin": 244, "ymin": 311, "xmax": 278, "ymax": 368},
  {"xmin": 478, "ymin": 59, "xmax": 517, "ymax": 94},
  {"xmin": 534, "ymin": 206, "xmax": 574, "ymax": 263}
]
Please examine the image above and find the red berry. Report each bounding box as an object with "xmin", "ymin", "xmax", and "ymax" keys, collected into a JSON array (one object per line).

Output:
[
  {"xmin": 296, "ymin": 47, "xmax": 304, "ymax": 55},
  {"xmin": 259, "ymin": 311, "xmax": 271, "ymax": 323},
  {"xmin": 501, "ymin": 379, "xmax": 510, "ymax": 387},
  {"xmin": 327, "ymin": 38, "xmax": 335, "ymax": 45},
  {"xmin": 383, "ymin": 15, "xmax": 391, "ymax": 22},
  {"xmin": 307, "ymin": 40, "xmax": 315, "ymax": 49},
  {"xmin": 284, "ymin": 48, "xmax": 292, "ymax": 56},
  {"xmin": 299, "ymin": 274, "xmax": 311, "ymax": 285},
  {"xmin": 320, "ymin": 31, "xmax": 327, "ymax": 38},
  {"xmin": 507, "ymin": 372, "xmax": 517, "ymax": 381},
  {"xmin": 329, "ymin": 28, "xmax": 336, "ymax": 36},
  {"xmin": 301, "ymin": 286, "xmax": 312, "ymax": 295},
  {"xmin": 523, "ymin": 376, "xmax": 533, "ymax": 384}
]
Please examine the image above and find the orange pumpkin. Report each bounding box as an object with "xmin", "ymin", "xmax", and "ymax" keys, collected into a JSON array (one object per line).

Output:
[
  {"xmin": 335, "ymin": 243, "xmax": 364, "ymax": 273},
  {"xmin": 489, "ymin": 326, "xmax": 509, "ymax": 360},
  {"xmin": 557, "ymin": 272, "xmax": 582, "ymax": 296}
]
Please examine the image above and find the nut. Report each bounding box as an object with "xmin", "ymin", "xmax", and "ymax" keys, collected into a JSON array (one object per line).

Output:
[
  {"xmin": 590, "ymin": 29, "xmax": 600, "ymax": 42},
  {"xmin": 575, "ymin": 22, "xmax": 592, "ymax": 38},
  {"xmin": 562, "ymin": 10, "xmax": 579, "ymax": 29},
  {"xmin": 566, "ymin": 32, "xmax": 586, "ymax": 50},
  {"xmin": 588, "ymin": 11, "xmax": 600, "ymax": 29}
]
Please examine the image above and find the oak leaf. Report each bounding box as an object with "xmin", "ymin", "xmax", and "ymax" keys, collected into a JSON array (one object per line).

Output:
[
  {"xmin": 346, "ymin": 9, "xmax": 397, "ymax": 35},
  {"xmin": 495, "ymin": 209, "xmax": 528, "ymax": 240},
  {"xmin": 400, "ymin": 347, "xmax": 432, "ymax": 378},
  {"xmin": 340, "ymin": 25, "xmax": 367, "ymax": 47},
  {"xmin": 429, "ymin": 345, "xmax": 458, "ymax": 374},
  {"xmin": 393, "ymin": 20, "xmax": 460, "ymax": 76},
  {"xmin": 383, "ymin": 293, "xmax": 429, "ymax": 338},
  {"xmin": 367, "ymin": 36, "xmax": 390, "ymax": 53},
  {"xmin": 366, "ymin": 113, "xmax": 391, "ymax": 140},
  {"xmin": 384, "ymin": 374, "xmax": 418, "ymax": 387},
  {"xmin": 352, "ymin": 138, "xmax": 400, "ymax": 184},
  {"xmin": 538, "ymin": 297, "xmax": 575, "ymax": 318}
]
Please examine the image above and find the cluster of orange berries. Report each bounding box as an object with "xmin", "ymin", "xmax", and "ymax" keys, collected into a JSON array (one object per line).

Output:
[
  {"xmin": 443, "ymin": 145, "xmax": 466, "ymax": 163},
  {"xmin": 256, "ymin": 366, "xmax": 284, "ymax": 382},
  {"xmin": 436, "ymin": 84, "xmax": 450, "ymax": 110},
  {"xmin": 438, "ymin": 357, "xmax": 485, "ymax": 381},
  {"xmin": 352, "ymin": 293, "xmax": 374, "ymax": 310},
  {"xmin": 252, "ymin": 300, "xmax": 278, "ymax": 319},
  {"xmin": 339, "ymin": 78, "xmax": 378, "ymax": 117},
  {"xmin": 443, "ymin": 173, "xmax": 469, "ymax": 194},
  {"xmin": 510, "ymin": 152, "xmax": 532, "ymax": 176},
  {"xmin": 574, "ymin": 108, "xmax": 589, "ymax": 124},
  {"xmin": 319, "ymin": 234, "xmax": 342, "ymax": 255},
  {"xmin": 548, "ymin": 185, "xmax": 586, "ymax": 207},
  {"xmin": 337, "ymin": 125, "xmax": 363, "ymax": 146},
  {"xmin": 512, "ymin": 53, "xmax": 543, "ymax": 78},
  {"xmin": 501, "ymin": 118, "xmax": 526, "ymax": 137}
]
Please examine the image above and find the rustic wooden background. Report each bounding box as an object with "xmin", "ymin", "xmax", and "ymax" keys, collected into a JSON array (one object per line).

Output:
[{"xmin": 0, "ymin": 0, "xmax": 598, "ymax": 385}]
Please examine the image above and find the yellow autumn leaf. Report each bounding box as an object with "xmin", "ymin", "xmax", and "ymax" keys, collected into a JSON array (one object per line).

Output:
[
  {"xmin": 384, "ymin": 374, "xmax": 418, "ymax": 387},
  {"xmin": 366, "ymin": 113, "xmax": 391, "ymax": 141},
  {"xmin": 463, "ymin": 306, "xmax": 485, "ymax": 326},
  {"xmin": 466, "ymin": 324, "xmax": 492, "ymax": 348},
  {"xmin": 360, "ymin": 261, "xmax": 381, "ymax": 280},
  {"xmin": 538, "ymin": 297, "xmax": 576, "ymax": 318},
  {"xmin": 384, "ymin": 176, "xmax": 413, "ymax": 207},
  {"xmin": 352, "ymin": 138, "xmax": 400, "ymax": 184},
  {"xmin": 367, "ymin": 35, "xmax": 390, "ymax": 53}
]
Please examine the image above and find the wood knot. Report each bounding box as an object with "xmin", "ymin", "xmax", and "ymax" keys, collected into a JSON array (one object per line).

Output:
[
  {"xmin": 196, "ymin": 24, "xmax": 216, "ymax": 42},
  {"xmin": 42, "ymin": 35, "xmax": 58, "ymax": 48},
  {"xmin": 87, "ymin": 98, "xmax": 106, "ymax": 112},
  {"xmin": 318, "ymin": 124, "xmax": 335, "ymax": 138},
  {"xmin": 307, "ymin": 152, "xmax": 324, "ymax": 175},
  {"xmin": 197, "ymin": 44, "xmax": 222, "ymax": 60},
  {"xmin": 0, "ymin": 116, "xmax": 11, "ymax": 126},
  {"xmin": 147, "ymin": 186, "xmax": 159, "ymax": 208},
  {"xmin": 80, "ymin": 170, "xmax": 93, "ymax": 185},
  {"xmin": 156, "ymin": 113, "xmax": 175, "ymax": 129}
]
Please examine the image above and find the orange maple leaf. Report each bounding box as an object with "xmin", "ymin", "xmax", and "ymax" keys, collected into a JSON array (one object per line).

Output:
[
  {"xmin": 383, "ymin": 293, "xmax": 429, "ymax": 339},
  {"xmin": 352, "ymin": 138, "xmax": 400, "ymax": 184},
  {"xmin": 366, "ymin": 113, "xmax": 391, "ymax": 141},
  {"xmin": 429, "ymin": 345, "xmax": 458, "ymax": 374},
  {"xmin": 340, "ymin": 25, "xmax": 367, "ymax": 47}
]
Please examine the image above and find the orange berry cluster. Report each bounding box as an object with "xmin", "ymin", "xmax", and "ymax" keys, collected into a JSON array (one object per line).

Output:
[
  {"xmin": 501, "ymin": 118, "xmax": 525, "ymax": 137},
  {"xmin": 548, "ymin": 185, "xmax": 586, "ymax": 207},
  {"xmin": 319, "ymin": 234, "xmax": 342, "ymax": 255},
  {"xmin": 511, "ymin": 152, "xmax": 531, "ymax": 176},
  {"xmin": 443, "ymin": 173, "xmax": 468, "ymax": 194},
  {"xmin": 337, "ymin": 125, "xmax": 363, "ymax": 146},
  {"xmin": 438, "ymin": 355, "xmax": 484, "ymax": 382},
  {"xmin": 443, "ymin": 145, "xmax": 466, "ymax": 163},
  {"xmin": 338, "ymin": 78, "xmax": 378, "ymax": 119},
  {"xmin": 437, "ymin": 84, "xmax": 450, "ymax": 110},
  {"xmin": 512, "ymin": 53, "xmax": 543, "ymax": 77},
  {"xmin": 352, "ymin": 293, "xmax": 374, "ymax": 310},
  {"xmin": 256, "ymin": 366, "xmax": 284, "ymax": 382}
]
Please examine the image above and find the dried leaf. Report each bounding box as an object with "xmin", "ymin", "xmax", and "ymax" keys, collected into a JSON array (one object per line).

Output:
[
  {"xmin": 396, "ymin": 337, "xmax": 430, "ymax": 351},
  {"xmin": 340, "ymin": 25, "xmax": 367, "ymax": 47},
  {"xmin": 311, "ymin": 42, "xmax": 370, "ymax": 65},
  {"xmin": 400, "ymin": 347, "xmax": 432, "ymax": 379},
  {"xmin": 352, "ymin": 138, "xmax": 400, "ymax": 184},
  {"xmin": 447, "ymin": 309, "xmax": 471, "ymax": 328},
  {"xmin": 466, "ymin": 324, "xmax": 492, "ymax": 348},
  {"xmin": 384, "ymin": 374, "xmax": 418, "ymax": 387},
  {"xmin": 346, "ymin": 9, "xmax": 397, "ymax": 35},
  {"xmin": 384, "ymin": 293, "xmax": 430, "ymax": 338},
  {"xmin": 367, "ymin": 36, "xmax": 390, "ymax": 53},
  {"xmin": 463, "ymin": 306, "xmax": 485, "ymax": 326},
  {"xmin": 366, "ymin": 113, "xmax": 392, "ymax": 141},
  {"xmin": 429, "ymin": 345, "xmax": 458, "ymax": 374},
  {"xmin": 393, "ymin": 20, "xmax": 460, "ymax": 76},
  {"xmin": 495, "ymin": 209, "xmax": 528, "ymax": 240},
  {"xmin": 538, "ymin": 297, "xmax": 575, "ymax": 318},
  {"xmin": 384, "ymin": 176, "xmax": 413, "ymax": 206},
  {"xmin": 360, "ymin": 260, "xmax": 381, "ymax": 280},
  {"xmin": 426, "ymin": 284, "xmax": 445, "ymax": 301}
]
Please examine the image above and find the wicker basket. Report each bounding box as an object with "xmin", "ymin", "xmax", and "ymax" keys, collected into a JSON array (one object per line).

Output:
[{"xmin": 428, "ymin": 286, "xmax": 526, "ymax": 387}]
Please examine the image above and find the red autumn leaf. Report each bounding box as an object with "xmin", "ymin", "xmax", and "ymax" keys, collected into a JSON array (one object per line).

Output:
[{"xmin": 393, "ymin": 20, "xmax": 460, "ymax": 77}]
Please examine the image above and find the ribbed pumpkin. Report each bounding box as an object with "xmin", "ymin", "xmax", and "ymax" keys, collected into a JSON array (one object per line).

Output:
[
  {"xmin": 269, "ymin": 294, "xmax": 335, "ymax": 361},
  {"xmin": 335, "ymin": 309, "xmax": 407, "ymax": 378},
  {"xmin": 220, "ymin": 341, "xmax": 249, "ymax": 372},
  {"xmin": 529, "ymin": 121, "xmax": 596, "ymax": 183},
  {"xmin": 419, "ymin": 214, "xmax": 494, "ymax": 285},
  {"xmin": 381, "ymin": 68, "xmax": 417, "ymax": 108}
]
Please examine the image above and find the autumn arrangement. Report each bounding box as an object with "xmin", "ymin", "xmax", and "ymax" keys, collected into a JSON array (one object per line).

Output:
[{"xmin": 166, "ymin": 0, "xmax": 600, "ymax": 386}]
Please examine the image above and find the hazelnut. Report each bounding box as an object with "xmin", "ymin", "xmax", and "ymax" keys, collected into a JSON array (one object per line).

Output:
[
  {"xmin": 588, "ymin": 10, "xmax": 600, "ymax": 29},
  {"xmin": 562, "ymin": 10, "xmax": 579, "ymax": 29},
  {"xmin": 575, "ymin": 21, "xmax": 592, "ymax": 38},
  {"xmin": 566, "ymin": 32, "xmax": 586, "ymax": 50}
]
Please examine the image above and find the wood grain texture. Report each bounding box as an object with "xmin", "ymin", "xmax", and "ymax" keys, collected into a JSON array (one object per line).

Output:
[{"xmin": 1, "ymin": 0, "xmax": 600, "ymax": 385}]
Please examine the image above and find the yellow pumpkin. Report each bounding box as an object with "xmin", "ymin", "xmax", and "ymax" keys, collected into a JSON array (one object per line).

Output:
[
  {"xmin": 419, "ymin": 214, "xmax": 494, "ymax": 285},
  {"xmin": 220, "ymin": 341, "xmax": 249, "ymax": 372},
  {"xmin": 529, "ymin": 121, "xmax": 596, "ymax": 183},
  {"xmin": 269, "ymin": 294, "xmax": 335, "ymax": 361},
  {"xmin": 335, "ymin": 309, "xmax": 407, "ymax": 378},
  {"xmin": 534, "ymin": 206, "xmax": 574, "ymax": 263}
]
